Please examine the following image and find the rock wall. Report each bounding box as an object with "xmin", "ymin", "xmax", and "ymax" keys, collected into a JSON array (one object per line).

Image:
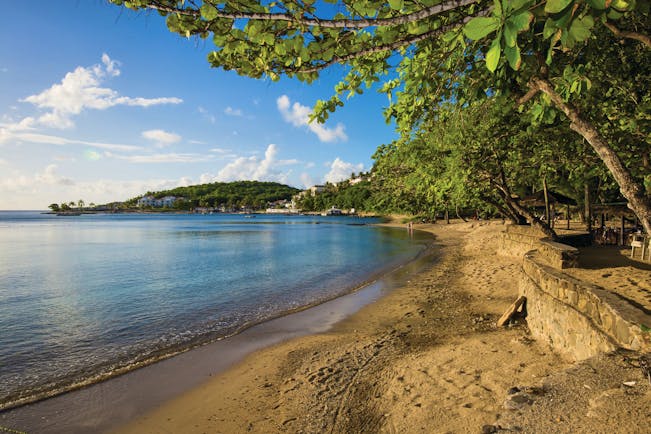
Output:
[{"xmin": 499, "ymin": 225, "xmax": 650, "ymax": 361}]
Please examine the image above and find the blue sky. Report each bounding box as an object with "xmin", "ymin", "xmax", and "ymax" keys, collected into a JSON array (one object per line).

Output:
[{"xmin": 0, "ymin": 1, "xmax": 397, "ymax": 209}]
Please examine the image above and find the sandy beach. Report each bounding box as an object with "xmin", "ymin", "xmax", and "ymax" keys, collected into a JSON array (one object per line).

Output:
[{"xmin": 106, "ymin": 220, "xmax": 649, "ymax": 433}]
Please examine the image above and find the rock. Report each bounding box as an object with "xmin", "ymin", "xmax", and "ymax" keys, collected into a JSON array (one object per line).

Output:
[
  {"xmin": 503, "ymin": 392, "xmax": 533, "ymax": 410},
  {"xmin": 507, "ymin": 387, "xmax": 521, "ymax": 395},
  {"xmin": 481, "ymin": 424, "xmax": 499, "ymax": 433}
]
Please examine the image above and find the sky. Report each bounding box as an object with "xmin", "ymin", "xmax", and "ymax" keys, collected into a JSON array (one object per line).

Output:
[{"xmin": 0, "ymin": 1, "xmax": 398, "ymax": 210}]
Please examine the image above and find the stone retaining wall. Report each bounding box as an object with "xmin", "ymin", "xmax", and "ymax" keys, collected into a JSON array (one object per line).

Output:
[
  {"xmin": 498, "ymin": 224, "xmax": 650, "ymax": 361},
  {"xmin": 521, "ymin": 252, "xmax": 650, "ymax": 361}
]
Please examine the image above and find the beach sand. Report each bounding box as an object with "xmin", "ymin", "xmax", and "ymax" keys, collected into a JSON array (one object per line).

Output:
[{"xmin": 113, "ymin": 221, "xmax": 651, "ymax": 434}]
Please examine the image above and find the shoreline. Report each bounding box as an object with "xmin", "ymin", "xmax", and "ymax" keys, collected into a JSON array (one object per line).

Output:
[
  {"xmin": 4, "ymin": 220, "xmax": 649, "ymax": 433},
  {"xmin": 0, "ymin": 224, "xmax": 436, "ymax": 434},
  {"xmin": 110, "ymin": 220, "xmax": 650, "ymax": 434}
]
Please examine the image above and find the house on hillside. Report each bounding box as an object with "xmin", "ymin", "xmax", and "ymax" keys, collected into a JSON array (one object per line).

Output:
[
  {"xmin": 137, "ymin": 195, "xmax": 183, "ymax": 208},
  {"xmin": 309, "ymin": 185, "xmax": 326, "ymax": 196}
]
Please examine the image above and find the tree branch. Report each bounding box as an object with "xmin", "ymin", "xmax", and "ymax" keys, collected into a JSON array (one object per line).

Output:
[
  {"xmin": 604, "ymin": 21, "xmax": 651, "ymax": 49},
  {"xmin": 297, "ymin": 11, "xmax": 488, "ymax": 73},
  {"xmin": 146, "ymin": 0, "xmax": 480, "ymax": 29}
]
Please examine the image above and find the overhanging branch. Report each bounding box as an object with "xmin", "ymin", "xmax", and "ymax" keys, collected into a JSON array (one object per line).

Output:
[
  {"xmin": 146, "ymin": 0, "xmax": 480, "ymax": 29},
  {"xmin": 604, "ymin": 21, "xmax": 651, "ymax": 49},
  {"xmin": 297, "ymin": 11, "xmax": 488, "ymax": 73}
]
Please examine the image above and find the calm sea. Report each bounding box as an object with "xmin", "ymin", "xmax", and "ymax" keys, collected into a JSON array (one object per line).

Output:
[{"xmin": 0, "ymin": 211, "xmax": 428, "ymax": 408}]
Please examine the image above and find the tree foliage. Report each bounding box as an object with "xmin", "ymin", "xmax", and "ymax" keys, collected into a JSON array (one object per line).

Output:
[
  {"xmin": 110, "ymin": 0, "xmax": 651, "ymax": 232},
  {"xmin": 137, "ymin": 180, "xmax": 300, "ymax": 210}
]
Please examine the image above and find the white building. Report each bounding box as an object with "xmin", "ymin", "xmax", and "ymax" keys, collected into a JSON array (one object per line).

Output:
[
  {"xmin": 309, "ymin": 185, "xmax": 326, "ymax": 196},
  {"xmin": 137, "ymin": 195, "xmax": 182, "ymax": 208}
]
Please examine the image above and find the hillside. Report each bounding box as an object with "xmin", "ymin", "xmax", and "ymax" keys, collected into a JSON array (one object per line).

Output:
[{"xmin": 130, "ymin": 181, "xmax": 300, "ymax": 210}]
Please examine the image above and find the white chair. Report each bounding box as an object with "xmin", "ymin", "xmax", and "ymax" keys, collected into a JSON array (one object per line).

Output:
[{"xmin": 630, "ymin": 234, "xmax": 644, "ymax": 259}]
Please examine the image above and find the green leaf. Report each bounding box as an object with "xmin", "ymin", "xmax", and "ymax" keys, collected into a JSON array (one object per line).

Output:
[
  {"xmin": 568, "ymin": 15, "xmax": 594, "ymax": 43},
  {"xmin": 551, "ymin": 3, "xmax": 576, "ymax": 28},
  {"xmin": 543, "ymin": 18, "xmax": 557, "ymax": 39},
  {"xmin": 504, "ymin": 44, "xmax": 521, "ymax": 69},
  {"xmin": 545, "ymin": 0, "xmax": 573, "ymax": 13},
  {"xmin": 510, "ymin": 0, "xmax": 534, "ymax": 11},
  {"xmin": 503, "ymin": 22, "xmax": 518, "ymax": 47},
  {"xmin": 508, "ymin": 11, "xmax": 533, "ymax": 32},
  {"xmin": 388, "ymin": 0, "xmax": 404, "ymax": 10},
  {"xmin": 463, "ymin": 17, "xmax": 500, "ymax": 41},
  {"xmin": 200, "ymin": 4, "xmax": 218, "ymax": 20},
  {"xmin": 493, "ymin": 0, "xmax": 503, "ymax": 17},
  {"xmin": 586, "ymin": 0, "xmax": 610, "ymax": 9},
  {"xmin": 485, "ymin": 37, "xmax": 501, "ymax": 72}
]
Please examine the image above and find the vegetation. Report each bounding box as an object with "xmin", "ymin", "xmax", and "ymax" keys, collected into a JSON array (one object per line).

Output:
[
  {"xmin": 134, "ymin": 180, "xmax": 300, "ymax": 210},
  {"xmin": 110, "ymin": 0, "xmax": 650, "ymax": 233},
  {"xmin": 296, "ymin": 179, "xmax": 374, "ymax": 212}
]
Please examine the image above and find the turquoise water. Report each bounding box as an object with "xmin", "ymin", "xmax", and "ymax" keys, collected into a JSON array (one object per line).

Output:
[{"xmin": 0, "ymin": 211, "xmax": 428, "ymax": 408}]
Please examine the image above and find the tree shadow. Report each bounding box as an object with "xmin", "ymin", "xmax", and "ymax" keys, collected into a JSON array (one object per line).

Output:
[{"xmin": 576, "ymin": 245, "xmax": 651, "ymax": 271}]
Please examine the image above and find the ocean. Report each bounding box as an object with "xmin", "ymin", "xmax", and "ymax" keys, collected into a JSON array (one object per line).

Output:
[{"xmin": 0, "ymin": 211, "xmax": 429, "ymax": 409}]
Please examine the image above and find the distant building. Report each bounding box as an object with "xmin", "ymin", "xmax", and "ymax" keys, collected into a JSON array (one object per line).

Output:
[
  {"xmin": 323, "ymin": 206, "xmax": 342, "ymax": 216},
  {"xmin": 137, "ymin": 195, "xmax": 183, "ymax": 208},
  {"xmin": 309, "ymin": 185, "xmax": 326, "ymax": 196}
]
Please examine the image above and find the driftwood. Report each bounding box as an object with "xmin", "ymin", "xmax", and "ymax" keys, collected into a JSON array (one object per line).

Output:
[{"xmin": 497, "ymin": 296, "xmax": 526, "ymax": 327}]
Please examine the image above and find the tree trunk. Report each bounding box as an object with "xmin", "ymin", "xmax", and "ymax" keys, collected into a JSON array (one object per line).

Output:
[
  {"xmin": 585, "ymin": 183, "xmax": 592, "ymax": 232},
  {"xmin": 543, "ymin": 177, "xmax": 550, "ymax": 224},
  {"xmin": 531, "ymin": 78, "xmax": 651, "ymax": 235},
  {"xmin": 481, "ymin": 196, "xmax": 521, "ymax": 224},
  {"xmin": 502, "ymin": 194, "xmax": 558, "ymax": 240},
  {"xmin": 455, "ymin": 205, "xmax": 468, "ymax": 222}
]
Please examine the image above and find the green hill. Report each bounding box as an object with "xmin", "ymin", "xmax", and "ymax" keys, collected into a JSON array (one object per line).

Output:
[{"xmin": 128, "ymin": 181, "xmax": 300, "ymax": 210}]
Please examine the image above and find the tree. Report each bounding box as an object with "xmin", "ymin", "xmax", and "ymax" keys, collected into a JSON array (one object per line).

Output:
[
  {"xmin": 110, "ymin": 0, "xmax": 650, "ymax": 232},
  {"xmin": 48, "ymin": 203, "xmax": 60, "ymax": 212},
  {"xmin": 78, "ymin": 199, "xmax": 85, "ymax": 210}
]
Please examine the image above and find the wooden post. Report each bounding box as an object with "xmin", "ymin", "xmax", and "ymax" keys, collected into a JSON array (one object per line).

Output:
[
  {"xmin": 543, "ymin": 178, "xmax": 550, "ymax": 224},
  {"xmin": 566, "ymin": 204, "xmax": 570, "ymax": 230},
  {"xmin": 621, "ymin": 215, "xmax": 625, "ymax": 246},
  {"xmin": 585, "ymin": 183, "xmax": 592, "ymax": 232},
  {"xmin": 601, "ymin": 213, "xmax": 605, "ymax": 228}
]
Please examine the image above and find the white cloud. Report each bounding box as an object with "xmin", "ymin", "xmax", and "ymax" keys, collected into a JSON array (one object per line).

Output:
[
  {"xmin": 198, "ymin": 106, "xmax": 216, "ymax": 124},
  {"xmin": 108, "ymin": 152, "xmax": 213, "ymax": 163},
  {"xmin": 201, "ymin": 144, "xmax": 298, "ymax": 184},
  {"xmin": 0, "ymin": 166, "xmax": 196, "ymax": 209},
  {"xmin": 224, "ymin": 106, "xmax": 243, "ymax": 116},
  {"xmin": 300, "ymin": 172, "xmax": 314, "ymax": 188},
  {"xmin": 141, "ymin": 129, "xmax": 181, "ymax": 148},
  {"xmin": 1, "ymin": 131, "xmax": 142, "ymax": 152},
  {"xmin": 0, "ymin": 68, "xmax": 7, "ymax": 73},
  {"xmin": 276, "ymin": 95, "xmax": 347, "ymax": 143},
  {"xmin": 324, "ymin": 158, "xmax": 364, "ymax": 184},
  {"xmin": 18, "ymin": 54, "xmax": 182, "ymax": 129},
  {"xmin": 0, "ymin": 164, "xmax": 76, "ymax": 190}
]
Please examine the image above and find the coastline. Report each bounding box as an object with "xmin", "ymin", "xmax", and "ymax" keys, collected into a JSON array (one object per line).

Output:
[
  {"xmin": 111, "ymin": 220, "xmax": 651, "ymax": 434},
  {"xmin": 0, "ymin": 222, "xmax": 435, "ymax": 434},
  {"xmin": 3, "ymin": 220, "xmax": 649, "ymax": 433}
]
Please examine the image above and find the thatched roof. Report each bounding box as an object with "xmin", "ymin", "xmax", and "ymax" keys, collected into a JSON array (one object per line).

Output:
[{"xmin": 520, "ymin": 191, "xmax": 577, "ymax": 207}]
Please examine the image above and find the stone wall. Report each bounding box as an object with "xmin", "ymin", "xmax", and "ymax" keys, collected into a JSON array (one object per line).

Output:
[
  {"xmin": 498, "ymin": 224, "xmax": 545, "ymax": 258},
  {"xmin": 499, "ymin": 224, "xmax": 650, "ymax": 361},
  {"xmin": 521, "ymin": 251, "xmax": 650, "ymax": 361}
]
